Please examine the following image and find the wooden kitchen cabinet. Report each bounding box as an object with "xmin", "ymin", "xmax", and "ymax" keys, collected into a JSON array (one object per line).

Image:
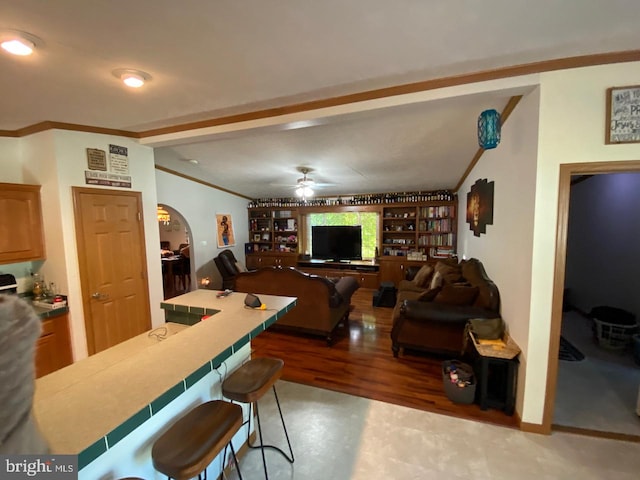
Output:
[
  {"xmin": 0, "ymin": 183, "xmax": 45, "ymax": 264},
  {"xmin": 35, "ymin": 313, "xmax": 73, "ymax": 378}
]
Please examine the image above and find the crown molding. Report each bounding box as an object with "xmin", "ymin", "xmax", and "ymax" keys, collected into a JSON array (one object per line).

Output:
[
  {"xmin": 1, "ymin": 49, "xmax": 639, "ymax": 139},
  {"xmin": 154, "ymin": 165, "xmax": 252, "ymax": 200}
]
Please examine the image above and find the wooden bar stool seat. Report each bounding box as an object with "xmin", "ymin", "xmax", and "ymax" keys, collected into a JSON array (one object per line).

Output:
[
  {"xmin": 152, "ymin": 400, "xmax": 244, "ymax": 480},
  {"xmin": 222, "ymin": 357, "xmax": 294, "ymax": 480}
]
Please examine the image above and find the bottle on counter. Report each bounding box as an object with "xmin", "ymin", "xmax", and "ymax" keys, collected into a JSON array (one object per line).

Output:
[{"xmin": 32, "ymin": 273, "xmax": 45, "ymax": 300}]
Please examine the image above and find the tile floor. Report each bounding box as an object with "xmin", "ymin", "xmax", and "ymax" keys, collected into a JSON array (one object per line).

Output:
[
  {"xmin": 555, "ymin": 310, "xmax": 640, "ymax": 436},
  {"xmin": 223, "ymin": 380, "xmax": 640, "ymax": 480}
]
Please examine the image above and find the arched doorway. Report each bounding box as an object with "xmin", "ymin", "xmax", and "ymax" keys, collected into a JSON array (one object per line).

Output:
[{"xmin": 158, "ymin": 204, "xmax": 194, "ymax": 299}]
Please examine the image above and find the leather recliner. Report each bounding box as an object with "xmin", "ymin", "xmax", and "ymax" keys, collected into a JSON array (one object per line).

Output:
[{"xmin": 214, "ymin": 250, "xmax": 240, "ymax": 290}]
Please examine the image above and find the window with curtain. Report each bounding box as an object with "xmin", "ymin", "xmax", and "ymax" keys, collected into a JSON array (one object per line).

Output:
[{"xmin": 306, "ymin": 211, "xmax": 379, "ymax": 259}]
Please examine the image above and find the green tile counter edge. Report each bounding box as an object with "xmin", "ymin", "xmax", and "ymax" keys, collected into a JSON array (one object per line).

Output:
[{"xmin": 76, "ymin": 306, "xmax": 291, "ymax": 471}]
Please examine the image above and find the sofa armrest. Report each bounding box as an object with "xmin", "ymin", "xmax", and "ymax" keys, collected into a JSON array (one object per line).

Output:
[
  {"xmin": 334, "ymin": 276, "xmax": 359, "ymax": 305},
  {"xmin": 400, "ymin": 300, "xmax": 496, "ymax": 324}
]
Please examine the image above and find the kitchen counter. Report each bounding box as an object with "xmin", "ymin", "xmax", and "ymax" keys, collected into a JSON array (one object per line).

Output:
[{"xmin": 33, "ymin": 290, "xmax": 296, "ymax": 475}]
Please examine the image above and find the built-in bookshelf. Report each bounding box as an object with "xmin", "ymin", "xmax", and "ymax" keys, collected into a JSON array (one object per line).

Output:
[
  {"xmin": 381, "ymin": 202, "xmax": 456, "ymax": 259},
  {"xmin": 246, "ymin": 191, "xmax": 458, "ymax": 280},
  {"xmin": 247, "ymin": 208, "xmax": 298, "ymax": 254}
]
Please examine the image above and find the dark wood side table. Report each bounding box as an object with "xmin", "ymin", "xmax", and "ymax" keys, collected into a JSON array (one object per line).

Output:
[{"xmin": 469, "ymin": 332, "xmax": 520, "ymax": 416}]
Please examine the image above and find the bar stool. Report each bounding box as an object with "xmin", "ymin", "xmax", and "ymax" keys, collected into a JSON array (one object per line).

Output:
[
  {"xmin": 151, "ymin": 400, "xmax": 244, "ymax": 480},
  {"xmin": 222, "ymin": 357, "xmax": 294, "ymax": 480}
]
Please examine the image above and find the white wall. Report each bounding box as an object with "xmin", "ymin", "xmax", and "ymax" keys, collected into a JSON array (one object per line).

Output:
[
  {"xmin": 155, "ymin": 169, "xmax": 249, "ymax": 290},
  {"xmin": 0, "ymin": 137, "xmax": 22, "ymax": 183},
  {"xmin": 457, "ymin": 87, "xmax": 540, "ymax": 418},
  {"xmin": 19, "ymin": 130, "xmax": 163, "ymax": 360},
  {"xmin": 1, "ymin": 130, "xmax": 250, "ymax": 362},
  {"xmin": 526, "ymin": 61, "xmax": 640, "ymax": 424}
]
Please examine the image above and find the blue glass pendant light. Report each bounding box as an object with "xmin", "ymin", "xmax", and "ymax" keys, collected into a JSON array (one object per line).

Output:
[{"xmin": 477, "ymin": 109, "xmax": 501, "ymax": 149}]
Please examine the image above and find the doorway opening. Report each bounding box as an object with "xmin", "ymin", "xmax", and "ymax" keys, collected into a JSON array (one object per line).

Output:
[
  {"xmin": 545, "ymin": 161, "xmax": 640, "ymax": 442},
  {"xmin": 158, "ymin": 204, "xmax": 194, "ymax": 299}
]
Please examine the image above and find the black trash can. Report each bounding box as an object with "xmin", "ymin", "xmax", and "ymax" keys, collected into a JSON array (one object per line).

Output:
[{"xmin": 442, "ymin": 360, "xmax": 476, "ymax": 404}]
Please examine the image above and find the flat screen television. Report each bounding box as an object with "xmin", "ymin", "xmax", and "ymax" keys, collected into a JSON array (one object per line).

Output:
[{"xmin": 311, "ymin": 225, "xmax": 362, "ymax": 261}]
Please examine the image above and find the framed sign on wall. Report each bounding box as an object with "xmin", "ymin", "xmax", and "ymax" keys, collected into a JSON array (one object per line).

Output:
[{"xmin": 606, "ymin": 85, "xmax": 640, "ymax": 144}]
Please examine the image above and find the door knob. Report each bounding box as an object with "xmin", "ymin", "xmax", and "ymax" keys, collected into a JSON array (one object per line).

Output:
[{"xmin": 91, "ymin": 292, "xmax": 109, "ymax": 300}]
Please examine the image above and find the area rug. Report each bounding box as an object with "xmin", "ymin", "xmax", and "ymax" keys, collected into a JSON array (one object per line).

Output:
[{"xmin": 559, "ymin": 335, "xmax": 585, "ymax": 361}]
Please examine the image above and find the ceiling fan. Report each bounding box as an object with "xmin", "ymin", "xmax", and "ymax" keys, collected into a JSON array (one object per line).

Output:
[
  {"xmin": 272, "ymin": 167, "xmax": 335, "ymax": 198},
  {"xmin": 295, "ymin": 167, "xmax": 316, "ymax": 198}
]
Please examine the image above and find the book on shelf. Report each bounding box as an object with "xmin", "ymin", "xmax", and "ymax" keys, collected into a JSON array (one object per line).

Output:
[{"xmin": 430, "ymin": 246, "xmax": 455, "ymax": 259}]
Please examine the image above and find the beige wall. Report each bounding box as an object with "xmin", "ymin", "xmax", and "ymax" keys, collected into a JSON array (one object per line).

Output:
[
  {"xmin": 0, "ymin": 137, "xmax": 22, "ymax": 184},
  {"xmin": 457, "ymin": 87, "xmax": 540, "ymax": 419},
  {"xmin": 525, "ymin": 61, "xmax": 640, "ymax": 424},
  {"xmin": 8, "ymin": 130, "xmax": 162, "ymax": 361},
  {"xmin": 155, "ymin": 169, "xmax": 249, "ymax": 290},
  {"xmin": 457, "ymin": 61, "xmax": 640, "ymax": 426}
]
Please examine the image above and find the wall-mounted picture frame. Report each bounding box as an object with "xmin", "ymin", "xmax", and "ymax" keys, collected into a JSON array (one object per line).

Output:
[
  {"xmin": 466, "ymin": 178, "xmax": 494, "ymax": 237},
  {"xmin": 216, "ymin": 213, "xmax": 235, "ymax": 248},
  {"xmin": 605, "ymin": 85, "xmax": 640, "ymax": 144}
]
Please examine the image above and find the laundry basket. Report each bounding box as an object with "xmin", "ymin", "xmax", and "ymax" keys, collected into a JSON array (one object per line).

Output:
[{"xmin": 590, "ymin": 306, "xmax": 638, "ymax": 350}]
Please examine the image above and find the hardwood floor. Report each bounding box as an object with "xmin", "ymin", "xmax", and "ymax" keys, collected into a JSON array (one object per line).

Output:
[{"xmin": 252, "ymin": 287, "xmax": 519, "ymax": 429}]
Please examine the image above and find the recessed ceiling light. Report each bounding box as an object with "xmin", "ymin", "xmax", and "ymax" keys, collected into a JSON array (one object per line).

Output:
[
  {"xmin": 188, "ymin": 159, "xmax": 199, "ymax": 165},
  {"xmin": 112, "ymin": 68, "xmax": 152, "ymax": 88},
  {"xmin": 0, "ymin": 31, "xmax": 39, "ymax": 56}
]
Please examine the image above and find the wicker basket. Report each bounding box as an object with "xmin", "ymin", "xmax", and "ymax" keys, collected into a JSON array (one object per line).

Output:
[{"xmin": 593, "ymin": 318, "xmax": 638, "ymax": 350}]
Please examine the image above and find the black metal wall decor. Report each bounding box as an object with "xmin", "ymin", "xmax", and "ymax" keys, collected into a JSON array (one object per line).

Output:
[{"xmin": 466, "ymin": 179, "xmax": 494, "ymax": 237}]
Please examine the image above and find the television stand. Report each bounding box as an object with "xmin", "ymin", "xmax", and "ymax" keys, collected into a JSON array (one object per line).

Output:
[{"xmin": 296, "ymin": 259, "xmax": 380, "ymax": 289}]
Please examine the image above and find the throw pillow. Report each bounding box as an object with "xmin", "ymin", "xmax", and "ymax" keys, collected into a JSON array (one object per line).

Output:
[
  {"xmin": 434, "ymin": 285, "xmax": 479, "ymax": 306},
  {"xmin": 412, "ymin": 264, "xmax": 434, "ymax": 288},
  {"xmin": 429, "ymin": 271, "xmax": 443, "ymax": 290},
  {"xmin": 418, "ymin": 287, "xmax": 441, "ymax": 302},
  {"xmin": 434, "ymin": 261, "xmax": 463, "ymax": 284}
]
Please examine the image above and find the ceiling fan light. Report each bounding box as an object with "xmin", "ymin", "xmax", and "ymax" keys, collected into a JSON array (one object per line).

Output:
[
  {"xmin": 295, "ymin": 186, "xmax": 314, "ymax": 198},
  {"xmin": 1, "ymin": 38, "xmax": 34, "ymax": 56}
]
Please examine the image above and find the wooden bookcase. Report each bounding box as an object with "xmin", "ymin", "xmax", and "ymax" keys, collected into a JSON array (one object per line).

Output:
[
  {"xmin": 381, "ymin": 202, "xmax": 456, "ymax": 259},
  {"xmin": 246, "ymin": 208, "xmax": 299, "ymax": 269},
  {"xmin": 247, "ymin": 194, "xmax": 457, "ymax": 287}
]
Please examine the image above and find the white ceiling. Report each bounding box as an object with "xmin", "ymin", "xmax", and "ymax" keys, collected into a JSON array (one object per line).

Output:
[{"xmin": 2, "ymin": 1, "xmax": 640, "ymax": 198}]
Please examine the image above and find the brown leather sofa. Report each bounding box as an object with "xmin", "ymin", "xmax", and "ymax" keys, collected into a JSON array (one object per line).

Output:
[
  {"xmin": 234, "ymin": 267, "xmax": 359, "ymax": 345},
  {"xmin": 391, "ymin": 258, "xmax": 500, "ymax": 357}
]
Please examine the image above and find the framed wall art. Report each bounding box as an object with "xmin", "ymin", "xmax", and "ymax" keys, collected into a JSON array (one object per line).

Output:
[
  {"xmin": 606, "ymin": 85, "xmax": 640, "ymax": 144},
  {"xmin": 466, "ymin": 178, "xmax": 494, "ymax": 237},
  {"xmin": 216, "ymin": 213, "xmax": 235, "ymax": 248}
]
